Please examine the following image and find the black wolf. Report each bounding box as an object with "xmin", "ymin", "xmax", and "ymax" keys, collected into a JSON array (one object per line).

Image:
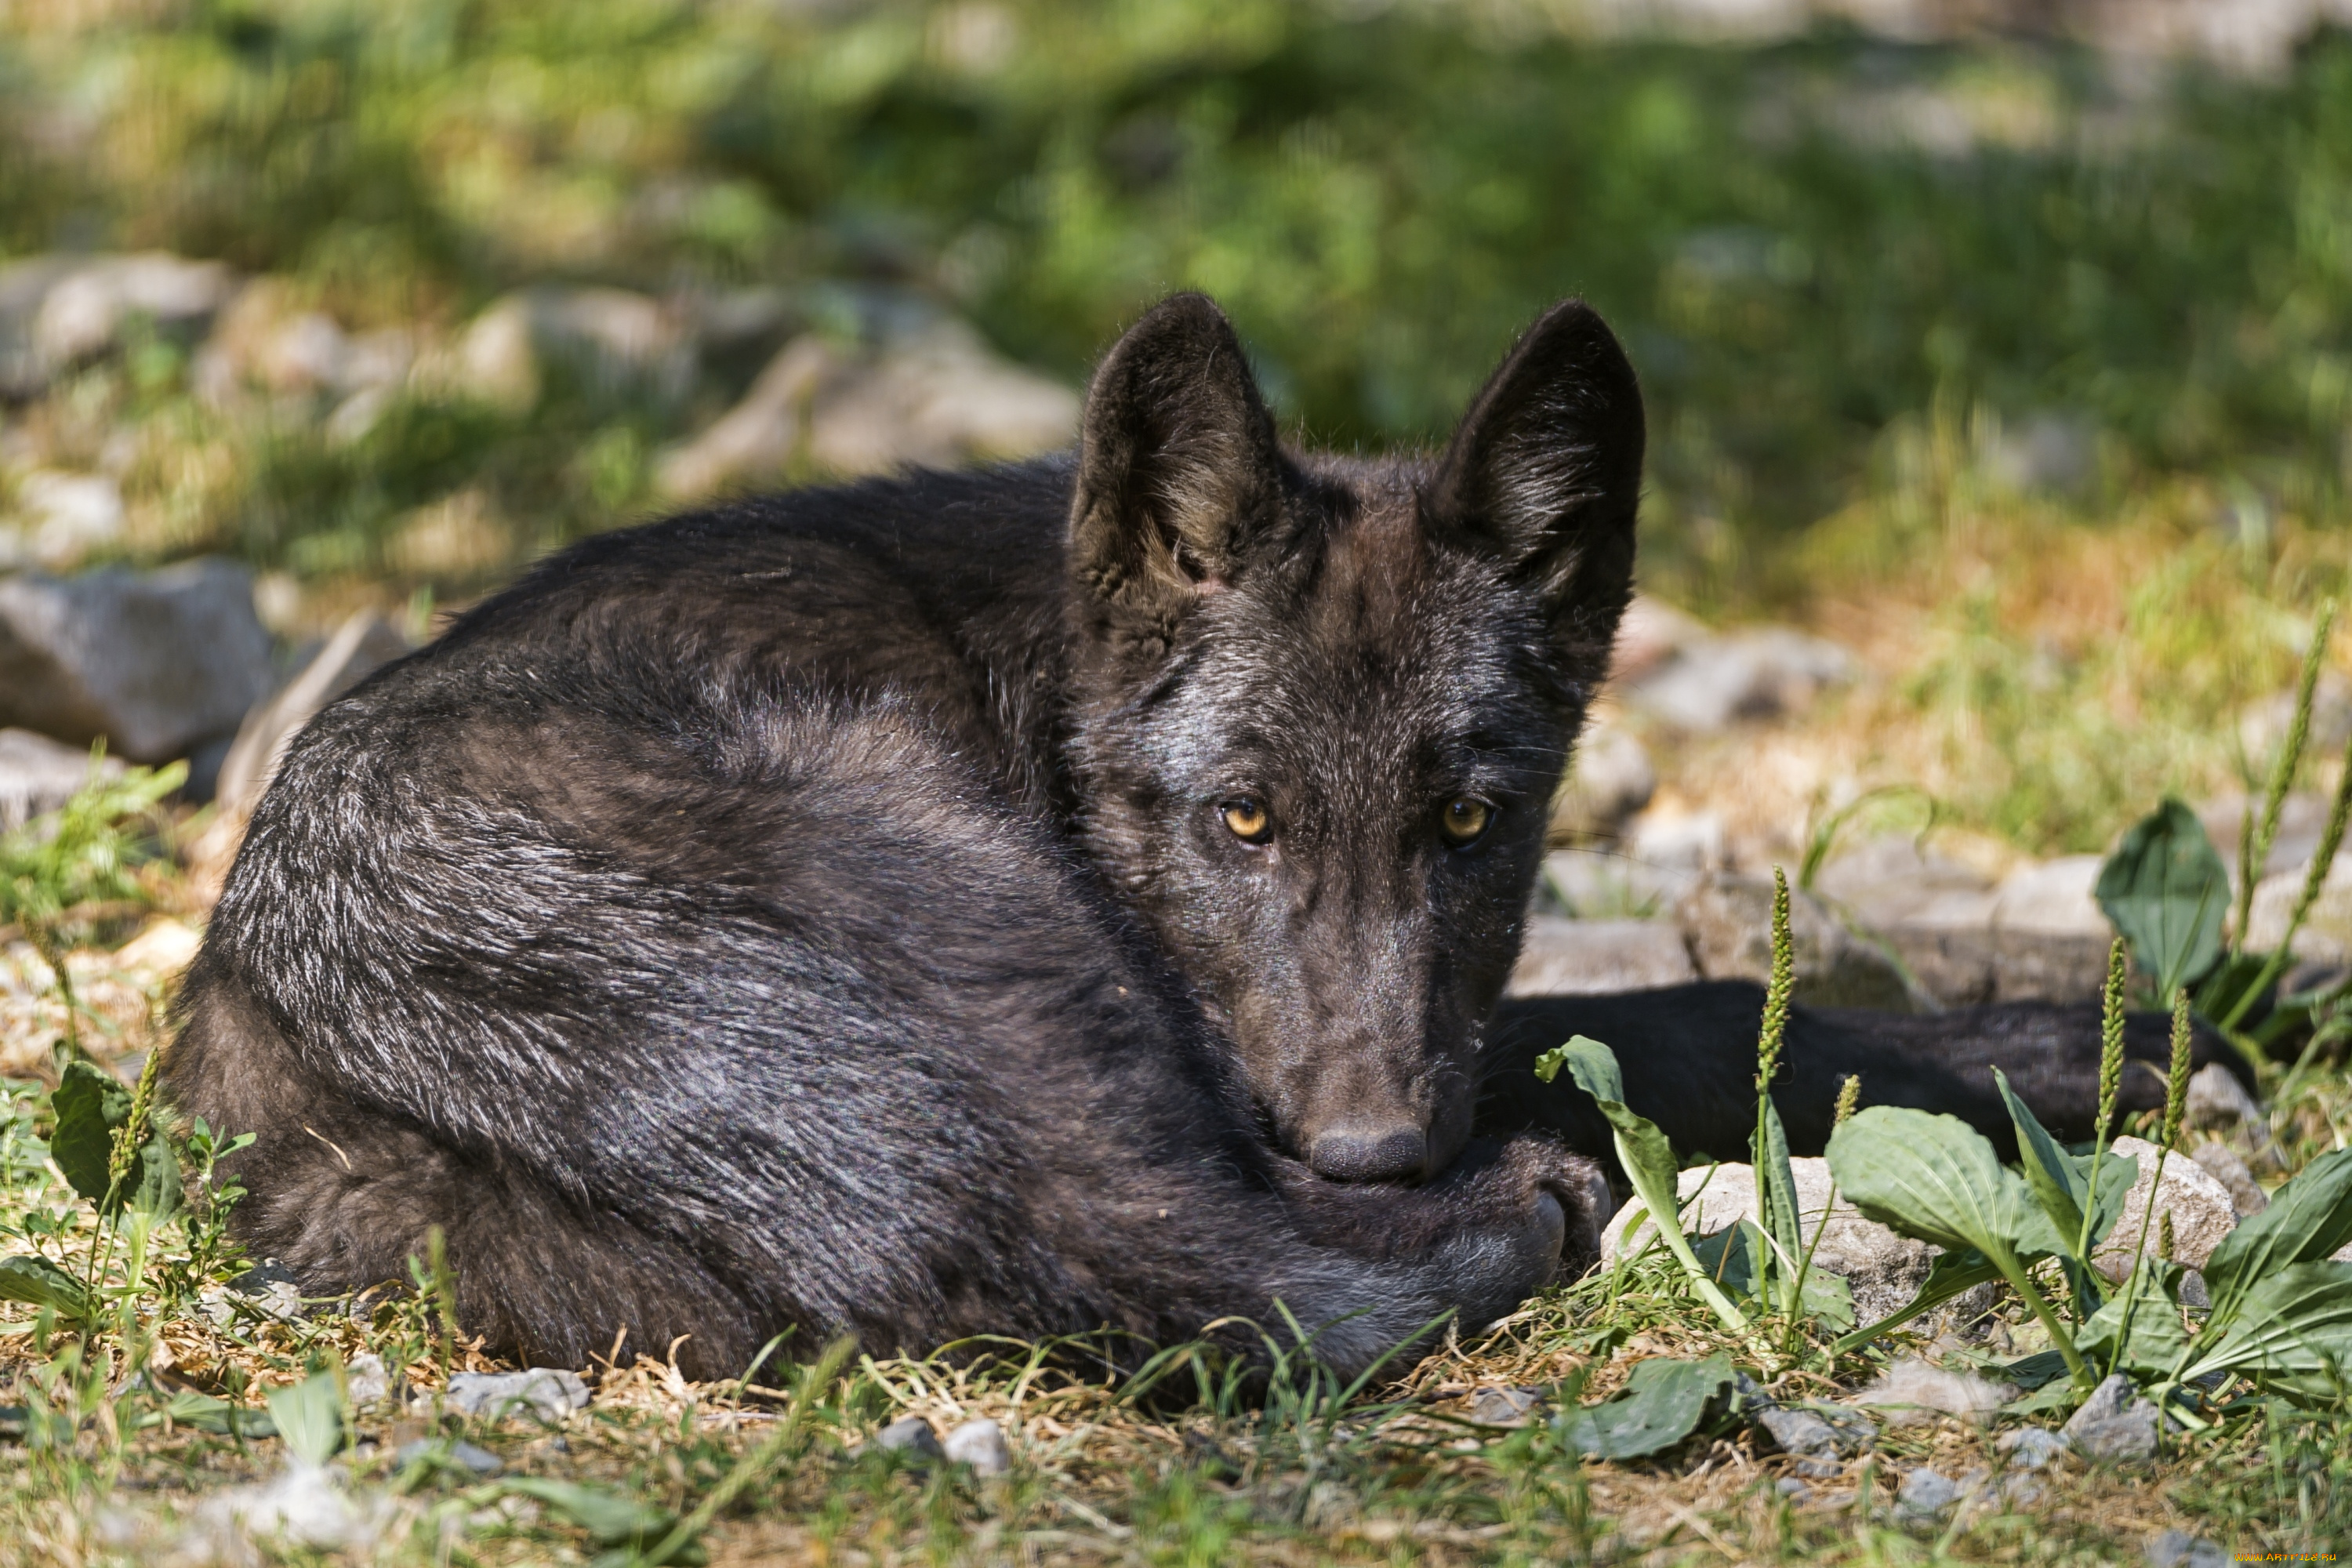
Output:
[
  {"xmin": 169, "ymin": 294, "xmax": 1642, "ymax": 1378},
  {"xmin": 167, "ymin": 293, "xmax": 2225, "ymax": 1381}
]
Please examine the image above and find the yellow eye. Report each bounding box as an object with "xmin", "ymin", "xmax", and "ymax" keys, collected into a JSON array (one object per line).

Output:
[
  {"xmin": 1441, "ymin": 797, "xmax": 1492, "ymax": 844},
  {"xmin": 1222, "ymin": 798, "xmax": 1272, "ymax": 843}
]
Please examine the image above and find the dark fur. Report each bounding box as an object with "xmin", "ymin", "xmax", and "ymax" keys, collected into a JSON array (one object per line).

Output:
[
  {"xmin": 168, "ymin": 296, "xmax": 1642, "ymax": 1378},
  {"xmin": 168, "ymin": 294, "xmax": 2213, "ymax": 1381}
]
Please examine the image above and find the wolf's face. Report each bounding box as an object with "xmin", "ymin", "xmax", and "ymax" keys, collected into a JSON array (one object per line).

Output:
[{"xmin": 1064, "ymin": 296, "xmax": 1643, "ymax": 1181}]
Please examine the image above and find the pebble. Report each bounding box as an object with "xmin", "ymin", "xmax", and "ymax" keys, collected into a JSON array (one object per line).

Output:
[
  {"xmin": 873, "ymin": 1415, "xmax": 945, "ymax": 1461},
  {"xmin": 444, "ymin": 1369, "xmax": 590, "ymax": 1423},
  {"xmin": 2063, "ymin": 1374, "xmax": 2161, "ymax": 1465},
  {"xmin": 1996, "ymin": 1426, "xmax": 2071, "ymax": 1470},
  {"xmin": 1468, "ymin": 1385, "xmax": 1544, "ymax": 1425},
  {"xmin": 941, "ymin": 1417, "xmax": 1011, "ymax": 1476},
  {"xmin": 395, "ymin": 1438, "xmax": 503, "ymax": 1476},
  {"xmin": 2146, "ymin": 1528, "xmax": 2230, "ymax": 1568}
]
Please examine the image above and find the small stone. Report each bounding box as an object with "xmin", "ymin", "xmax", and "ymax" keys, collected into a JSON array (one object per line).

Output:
[
  {"xmin": 941, "ymin": 1416, "xmax": 1011, "ymax": 1475},
  {"xmin": 873, "ymin": 1415, "xmax": 945, "ymax": 1461},
  {"xmin": 2190, "ymin": 1141, "xmax": 2268, "ymax": 1218},
  {"xmin": 2062, "ymin": 1374, "xmax": 2160, "ymax": 1464},
  {"xmin": 1894, "ymin": 1466, "xmax": 1962, "ymax": 1521},
  {"xmin": 2184, "ymin": 1065, "xmax": 2264, "ymax": 1134},
  {"xmin": 1677, "ymin": 872, "xmax": 1915, "ymax": 1011},
  {"xmin": 0, "ymin": 558, "xmax": 275, "ymax": 763},
  {"xmin": 1790, "ymin": 1455, "xmax": 1842, "ymax": 1479},
  {"xmin": 1468, "ymin": 1386, "xmax": 1544, "ymax": 1425},
  {"xmin": 13, "ymin": 470, "xmax": 124, "ymax": 569},
  {"xmin": 1506, "ymin": 916, "xmax": 1697, "ymax": 996},
  {"xmin": 1551, "ymin": 724, "xmax": 1655, "ymax": 837},
  {"xmin": 395, "ymin": 1437, "xmax": 502, "ymax": 1475},
  {"xmin": 2002, "ymin": 1473, "xmax": 2045, "ymax": 1506},
  {"xmin": 227, "ymin": 1258, "xmax": 310, "ymax": 1322},
  {"xmin": 1852, "ymin": 1359, "xmax": 2014, "ymax": 1426},
  {"xmin": 1621, "ymin": 625, "xmax": 1855, "ymax": 731},
  {"xmin": 2146, "ymin": 1528, "xmax": 2229, "ymax": 1568},
  {"xmin": 1757, "ymin": 1407, "xmax": 1843, "ymax": 1457},
  {"xmin": 345, "ymin": 1353, "xmax": 390, "ymax": 1409},
  {"xmin": 445, "ymin": 1369, "xmax": 590, "ymax": 1423},
  {"xmin": 1774, "ymin": 1477, "xmax": 1812, "ymax": 1502},
  {"xmin": 1996, "ymin": 1426, "xmax": 2071, "ymax": 1470},
  {"xmin": 1540, "ymin": 845, "xmax": 1698, "ymax": 920}
]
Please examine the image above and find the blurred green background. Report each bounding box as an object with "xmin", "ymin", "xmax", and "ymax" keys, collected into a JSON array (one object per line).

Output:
[
  {"xmin": 8, "ymin": 0, "xmax": 2352, "ymax": 852},
  {"xmin": 7, "ymin": 0, "xmax": 2351, "ymax": 609}
]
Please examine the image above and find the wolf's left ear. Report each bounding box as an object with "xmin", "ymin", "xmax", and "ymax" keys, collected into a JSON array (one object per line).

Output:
[{"xmin": 1427, "ymin": 300, "xmax": 1643, "ymax": 679}]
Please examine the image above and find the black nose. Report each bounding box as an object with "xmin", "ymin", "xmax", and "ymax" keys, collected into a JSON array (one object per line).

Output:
[{"xmin": 1307, "ymin": 1123, "xmax": 1428, "ymax": 1182}]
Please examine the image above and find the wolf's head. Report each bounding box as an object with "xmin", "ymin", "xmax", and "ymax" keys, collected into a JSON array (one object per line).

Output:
[{"xmin": 1063, "ymin": 293, "xmax": 1642, "ymax": 1183}]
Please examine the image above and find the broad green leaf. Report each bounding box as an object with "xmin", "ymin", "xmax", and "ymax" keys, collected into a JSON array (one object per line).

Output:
[
  {"xmin": 0, "ymin": 1254, "xmax": 88, "ymax": 1318},
  {"xmin": 2183, "ymin": 1261, "xmax": 2352, "ymax": 1403},
  {"xmin": 1825, "ymin": 1107, "xmax": 2039, "ymax": 1261},
  {"xmin": 1555, "ymin": 1355, "xmax": 1733, "ymax": 1461},
  {"xmin": 1535, "ymin": 1036, "xmax": 1624, "ymax": 1102},
  {"xmin": 265, "ymin": 1368, "xmax": 344, "ymax": 1468},
  {"xmin": 1999, "ymin": 1350, "xmax": 2071, "ymax": 1391},
  {"xmin": 1996, "ymin": 1068, "xmax": 2091, "ymax": 1252},
  {"xmin": 501, "ymin": 1476, "xmax": 679, "ymax": 1548},
  {"xmin": 2078, "ymin": 1266, "xmax": 2190, "ymax": 1377},
  {"xmin": 49, "ymin": 1062, "xmax": 129, "ymax": 1206},
  {"xmin": 2202, "ymin": 1149, "xmax": 2352, "ymax": 1327},
  {"xmin": 1690, "ymin": 1223, "xmax": 1765, "ymax": 1301},
  {"xmin": 1796, "ymin": 1263, "xmax": 1856, "ymax": 1332},
  {"xmin": 49, "ymin": 1061, "xmax": 180, "ymax": 1220},
  {"xmin": 2095, "ymin": 799, "xmax": 2228, "ymax": 999}
]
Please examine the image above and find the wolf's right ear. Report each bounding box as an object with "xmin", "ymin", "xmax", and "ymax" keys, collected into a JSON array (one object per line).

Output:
[
  {"xmin": 1069, "ymin": 294, "xmax": 1285, "ymax": 654},
  {"xmin": 1426, "ymin": 300, "xmax": 1643, "ymax": 688}
]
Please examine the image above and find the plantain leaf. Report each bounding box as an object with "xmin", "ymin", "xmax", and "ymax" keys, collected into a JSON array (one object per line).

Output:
[
  {"xmin": 157, "ymin": 1391, "xmax": 277, "ymax": 1438},
  {"xmin": 49, "ymin": 1061, "xmax": 180, "ymax": 1220},
  {"xmin": 1825, "ymin": 1106, "xmax": 2042, "ymax": 1263},
  {"xmin": 1537, "ymin": 1036, "xmax": 1681, "ymax": 1236},
  {"xmin": 2095, "ymin": 798, "xmax": 2228, "ymax": 1000},
  {"xmin": 1555, "ymin": 1355, "xmax": 1733, "ymax": 1460},
  {"xmin": 1752, "ymin": 1092, "xmax": 1805, "ymax": 1290},
  {"xmin": 0, "ymin": 1254, "xmax": 88, "ymax": 1318},
  {"xmin": 2201, "ymin": 1149, "xmax": 2352, "ymax": 1328},
  {"xmin": 2183, "ymin": 1261, "xmax": 2352, "ymax": 1403},
  {"xmin": 2078, "ymin": 1265, "xmax": 2190, "ymax": 1377},
  {"xmin": 265, "ymin": 1367, "xmax": 344, "ymax": 1468},
  {"xmin": 499, "ymin": 1476, "xmax": 681, "ymax": 1549}
]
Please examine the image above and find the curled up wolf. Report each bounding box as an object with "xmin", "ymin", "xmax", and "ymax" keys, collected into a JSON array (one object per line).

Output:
[{"xmin": 166, "ymin": 295, "xmax": 2225, "ymax": 1381}]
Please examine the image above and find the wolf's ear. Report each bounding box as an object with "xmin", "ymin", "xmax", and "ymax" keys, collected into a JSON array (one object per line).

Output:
[
  {"xmin": 1069, "ymin": 294, "xmax": 1285, "ymax": 648},
  {"xmin": 1427, "ymin": 300, "xmax": 1643, "ymax": 679}
]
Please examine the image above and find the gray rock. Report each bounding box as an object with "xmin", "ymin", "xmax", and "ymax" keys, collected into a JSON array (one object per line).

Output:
[
  {"xmin": 396, "ymin": 1438, "xmax": 503, "ymax": 1475},
  {"xmin": 1551, "ymin": 724, "xmax": 1656, "ymax": 837},
  {"xmin": 1539, "ymin": 847, "xmax": 1698, "ymax": 920},
  {"xmin": 2094, "ymin": 1138, "xmax": 2239, "ymax": 1279},
  {"xmin": 1985, "ymin": 855, "xmax": 2114, "ymax": 1003},
  {"xmin": 873, "ymin": 1415, "xmax": 945, "ymax": 1461},
  {"xmin": 657, "ymin": 308, "xmax": 1076, "ymax": 500},
  {"xmin": 0, "ymin": 560, "xmax": 274, "ymax": 762},
  {"xmin": 1676, "ymin": 872, "xmax": 1915, "ymax": 1011},
  {"xmin": 2184, "ymin": 1064, "xmax": 2264, "ymax": 1134},
  {"xmin": 2190, "ymin": 1140, "xmax": 2268, "ymax": 1217},
  {"xmin": 1507, "ymin": 916, "xmax": 1697, "ymax": 996},
  {"xmin": 344, "ymin": 1352, "xmax": 390, "ymax": 1409},
  {"xmin": 1468, "ymin": 1386, "xmax": 1544, "ymax": 1425},
  {"xmin": 1774, "ymin": 1477, "xmax": 1812, "ymax": 1502},
  {"xmin": 1757, "ymin": 1407, "xmax": 1844, "ymax": 1458},
  {"xmin": 1811, "ymin": 835, "xmax": 1992, "ymax": 935},
  {"xmin": 1996, "ymin": 1426, "xmax": 2071, "ymax": 1470},
  {"xmin": 2146, "ymin": 1528, "xmax": 2229, "ymax": 1568},
  {"xmin": 1609, "ymin": 595, "xmax": 1708, "ymax": 684},
  {"xmin": 1894, "ymin": 1466, "xmax": 1963, "ymax": 1522},
  {"xmin": 0, "ymin": 726, "xmax": 122, "ymax": 829},
  {"xmin": 445, "ymin": 1368, "xmax": 590, "ymax": 1423},
  {"xmin": 1989, "ymin": 411, "xmax": 2096, "ymax": 493},
  {"xmin": 0, "ymin": 252, "xmax": 236, "ymax": 394},
  {"xmin": 226, "ymin": 1258, "xmax": 310, "ymax": 1322},
  {"xmin": 2062, "ymin": 1374, "xmax": 2160, "ymax": 1464},
  {"xmin": 1621, "ymin": 626, "xmax": 1855, "ymax": 731},
  {"xmin": 941, "ymin": 1416, "xmax": 1011, "ymax": 1475}
]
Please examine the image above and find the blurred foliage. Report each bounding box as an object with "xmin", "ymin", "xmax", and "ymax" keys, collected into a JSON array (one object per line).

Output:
[{"xmin": 4, "ymin": 0, "xmax": 2352, "ymax": 610}]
